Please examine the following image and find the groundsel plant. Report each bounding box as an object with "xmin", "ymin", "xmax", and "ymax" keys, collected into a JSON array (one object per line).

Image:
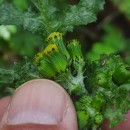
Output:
[{"xmin": 0, "ymin": 0, "xmax": 130, "ymax": 130}]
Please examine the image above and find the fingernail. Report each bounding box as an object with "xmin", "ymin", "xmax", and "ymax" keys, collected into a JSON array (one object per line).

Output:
[{"xmin": 7, "ymin": 79, "xmax": 68, "ymax": 125}]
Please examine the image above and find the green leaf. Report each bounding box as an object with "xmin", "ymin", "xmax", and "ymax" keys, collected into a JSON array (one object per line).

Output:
[
  {"xmin": 0, "ymin": 58, "xmax": 41, "ymax": 96},
  {"xmin": 104, "ymin": 84, "xmax": 130, "ymax": 127},
  {"xmin": 10, "ymin": 30, "xmax": 43, "ymax": 57},
  {"xmin": 0, "ymin": 2, "xmax": 43, "ymax": 34},
  {"xmin": 0, "ymin": 0, "xmax": 3, "ymax": 5},
  {"xmin": 0, "ymin": 0, "xmax": 105, "ymax": 35},
  {"xmin": 0, "ymin": 68, "xmax": 14, "ymax": 84},
  {"xmin": 12, "ymin": 0, "xmax": 28, "ymax": 11},
  {"xmin": 58, "ymin": 0, "xmax": 105, "ymax": 33},
  {"xmin": 86, "ymin": 24, "xmax": 126, "ymax": 61}
]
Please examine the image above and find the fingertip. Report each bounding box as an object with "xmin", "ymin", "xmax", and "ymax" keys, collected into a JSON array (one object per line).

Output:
[{"xmin": 0, "ymin": 79, "xmax": 78, "ymax": 130}]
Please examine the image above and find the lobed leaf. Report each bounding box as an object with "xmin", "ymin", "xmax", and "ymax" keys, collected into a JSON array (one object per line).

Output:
[
  {"xmin": 0, "ymin": 2, "xmax": 43, "ymax": 33},
  {"xmin": 0, "ymin": 0, "xmax": 105, "ymax": 35}
]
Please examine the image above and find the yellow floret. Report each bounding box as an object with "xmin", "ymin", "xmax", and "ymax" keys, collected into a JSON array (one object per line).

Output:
[
  {"xmin": 33, "ymin": 52, "xmax": 44, "ymax": 66},
  {"xmin": 46, "ymin": 32, "xmax": 62, "ymax": 42},
  {"xmin": 43, "ymin": 44, "xmax": 58, "ymax": 55}
]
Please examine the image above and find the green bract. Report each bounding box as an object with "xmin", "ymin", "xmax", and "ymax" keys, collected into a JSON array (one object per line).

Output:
[
  {"xmin": 37, "ymin": 58, "xmax": 56, "ymax": 78},
  {"xmin": 67, "ymin": 39, "xmax": 85, "ymax": 69},
  {"xmin": 67, "ymin": 39, "xmax": 83, "ymax": 60}
]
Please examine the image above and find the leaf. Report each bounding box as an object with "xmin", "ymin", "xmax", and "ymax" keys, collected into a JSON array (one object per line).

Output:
[
  {"xmin": 0, "ymin": 68, "xmax": 14, "ymax": 84},
  {"xmin": 86, "ymin": 24, "xmax": 126, "ymax": 61},
  {"xmin": 58, "ymin": 0, "xmax": 105, "ymax": 33},
  {"xmin": 118, "ymin": 84, "xmax": 130, "ymax": 91},
  {"xmin": 0, "ymin": 0, "xmax": 105, "ymax": 35},
  {"xmin": 104, "ymin": 84, "xmax": 130, "ymax": 127},
  {"xmin": 0, "ymin": 2, "xmax": 43, "ymax": 34},
  {"xmin": 12, "ymin": 0, "xmax": 28, "ymax": 11},
  {"xmin": 10, "ymin": 30, "xmax": 43, "ymax": 57},
  {"xmin": 0, "ymin": 58, "xmax": 41, "ymax": 96}
]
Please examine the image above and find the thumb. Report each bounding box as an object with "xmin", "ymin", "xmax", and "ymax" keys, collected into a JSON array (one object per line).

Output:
[
  {"xmin": 0, "ymin": 79, "xmax": 78, "ymax": 130},
  {"xmin": 0, "ymin": 96, "xmax": 11, "ymax": 121}
]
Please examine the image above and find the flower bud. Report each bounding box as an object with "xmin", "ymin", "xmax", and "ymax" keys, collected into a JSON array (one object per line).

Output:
[
  {"xmin": 92, "ymin": 93, "xmax": 105, "ymax": 110},
  {"xmin": 112, "ymin": 64, "xmax": 130, "ymax": 85},
  {"xmin": 34, "ymin": 43, "xmax": 69, "ymax": 78},
  {"xmin": 67, "ymin": 39, "xmax": 83, "ymax": 59},
  {"xmin": 43, "ymin": 44, "xmax": 68, "ymax": 75},
  {"xmin": 46, "ymin": 32, "xmax": 63, "ymax": 44},
  {"xmin": 33, "ymin": 50, "xmax": 56, "ymax": 78},
  {"xmin": 74, "ymin": 95, "xmax": 92, "ymax": 110},
  {"xmin": 37, "ymin": 58, "xmax": 56, "ymax": 78},
  {"xmin": 46, "ymin": 32, "xmax": 70, "ymax": 61},
  {"xmin": 95, "ymin": 72, "xmax": 108, "ymax": 88},
  {"xmin": 94, "ymin": 113, "xmax": 103, "ymax": 125},
  {"xmin": 77, "ymin": 111, "xmax": 89, "ymax": 129},
  {"xmin": 33, "ymin": 52, "xmax": 44, "ymax": 66},
  {"xmin": 67, "ymin": 39, "xmax": 84, "ymax": 68}
]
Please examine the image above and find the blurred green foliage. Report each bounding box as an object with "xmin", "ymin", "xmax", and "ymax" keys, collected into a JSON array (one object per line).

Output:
[
  {"xmin": 112, "ymin": 0, "xmax": 130, "ymax": 19},
  {"xmin": 0, "ymin": 26, "xmax": 43, "ymax": 67},
  {"xmin": 10, "ymin": 30, "xmax": 43, "ymax": 57},
  {"xmin": 12, "ymin": 0, "xmax": 28, "ymax": 10},
  {"xmin": 86, "ymin": 24, "xmax": 126, "ymax": 61}
]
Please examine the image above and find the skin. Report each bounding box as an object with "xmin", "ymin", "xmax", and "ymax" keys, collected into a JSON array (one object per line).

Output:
[{"xmin": 0, "ymin": 79, "xmax": 130, "ymax": 130}]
